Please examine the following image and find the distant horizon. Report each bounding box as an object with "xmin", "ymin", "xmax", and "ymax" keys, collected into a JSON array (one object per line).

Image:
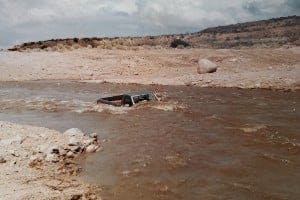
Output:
[
  {"xmin": 1, "ymin": 0, "xmax": 299, "ymax": 48},
  {"xmin": 4, "ymin": 15, "xmax": 297, "ymax": 48}
]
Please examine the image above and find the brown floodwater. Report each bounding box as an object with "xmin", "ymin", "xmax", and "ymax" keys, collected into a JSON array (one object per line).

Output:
[{"xmin": 0, "ymin": 81, "xmax": 299, "ymax": 200}]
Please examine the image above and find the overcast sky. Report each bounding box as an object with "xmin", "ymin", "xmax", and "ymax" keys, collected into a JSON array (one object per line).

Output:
[{"xmin": 0, "ymin": 0, "xmax": 299, "ymax": 48}]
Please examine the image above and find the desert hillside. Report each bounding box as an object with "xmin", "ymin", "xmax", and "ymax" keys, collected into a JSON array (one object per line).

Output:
[{"xmin": 8, "ymin": 16, "xmax": 299, "ymax": 51}]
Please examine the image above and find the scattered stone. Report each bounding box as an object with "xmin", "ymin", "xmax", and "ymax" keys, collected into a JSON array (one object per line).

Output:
[
  {"xmin": 59, "ymin": 148, "xmax": 67, "ymax": 156},
  {"xmin": 29, "ymin": 154, "xmax": 44, "ymax": 167},
  {"xmin": 86, "ymin": 144, "xmax": 97, "ymax": 153},
  {"xmin": 51, "ymin": 146, "xmax": 60, "ymax": 154},
  {"xmin": 70, "ymin": 194, "xmax": 82, "ymax": 200},
  {"xmin": 68, "ymin": 137, "xmax": 82, "ymax": 146},
  {"xmin": 0, "ymin": 156, "xmax": 6, "ymax": 163},
  {"xmin": 86, "ymin": 193, "xmax": 99, "ymax": 200},
  {"xmin": 184, "ymin": 81, "xmax": 195, "ymax": 86},
  {"xmin": 240, "ymin": 126, "xmax": 265, "ymax": 133},
  {"xmin": 38, "ymin": 144, "xmax": 59, "ymax": 155},
  {"xmin": 70, "ymin": 146, "xmax": 82, "ymax": 153},
  {"xmin": 229, "ymin": 58, "xmax": 238, "ymax": 62},
  {"xmin": 10, "ymin": 150, "xmax": 20, "ymax": 157},
  {"xmin": 63, "ymin": 128, "xmax": 85, "ymax": 137},
  {"xmin": 90, "ymin": 133, "xmax": 98, "ymax": 139},
  {"xmin": 66, "ymin": 151, "xmax": 75, "ymax": 158},
  {"xmin": 83, "ymin": 138, "xmax": 95, "ymax": 146},
  {"xmin": 121, "ymin": 170, "xmax": 131, "ymax": 176},
  {"xmin": 197, "ymin": 59, "xmax": 218, "ymax": 74},
  {"xmin": 159, "ymin": 185, "xmax": 169, "ymax": 193},
  {"xmin": 45, "ymin": 153, "xmax": 60, "ymax": 163},
  {"xmin": 255, "ymin": 83, "xmax": 261, "ymax": 88},
  {"xmin": 0, "ymin": 136, "xmax": 22, "ymax": 145},
  {"xmin": 0, "ymin": 122, "xmax": 102, "ymax": 198}
]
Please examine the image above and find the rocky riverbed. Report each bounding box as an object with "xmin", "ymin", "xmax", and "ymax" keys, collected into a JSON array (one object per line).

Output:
[{"xmin": 0, "ymin": 121, "xmax": 102, "ymax": 199}]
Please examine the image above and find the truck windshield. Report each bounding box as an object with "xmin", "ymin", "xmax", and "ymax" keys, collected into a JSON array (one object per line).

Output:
[{"xmin": 123, "ymin": 96, "xmax": 132, "ymax": 105}]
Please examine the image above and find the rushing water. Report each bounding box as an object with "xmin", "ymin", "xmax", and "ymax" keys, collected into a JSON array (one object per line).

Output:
[{"xmin": 0, "ymin": 81, "xmax": 299, "ymax": 200}]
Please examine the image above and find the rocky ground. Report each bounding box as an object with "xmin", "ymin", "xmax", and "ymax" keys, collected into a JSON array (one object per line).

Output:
[
  {"xmin": 8, "ymin": 16, "xmax": 299, "ymax": 51},
  {"xmin": 0, "ymin": 46, "xmax": 299, "ymax": 90},
  {"xmin": 0, "ymin": 121, "xmax": 102, "ymax": 200}
]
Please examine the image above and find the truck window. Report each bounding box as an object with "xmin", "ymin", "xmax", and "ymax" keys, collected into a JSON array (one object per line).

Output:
[{"xmin": 123, "ymin": 96, "xmax": 132, "ymax": 105}]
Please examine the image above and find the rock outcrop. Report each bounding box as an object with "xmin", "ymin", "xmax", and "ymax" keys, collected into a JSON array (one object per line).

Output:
[
  {"xmin": 0, "ymin": 121, "xmax": 102, "ymax": 199},
  {"xmin": 30, "ymin": 128, "xmax": 100, "ymax": 165}
]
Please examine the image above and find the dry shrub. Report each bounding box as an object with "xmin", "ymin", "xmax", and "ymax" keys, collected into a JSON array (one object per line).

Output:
[
  {"xmin": 170, "ymin": 39, "xmax": 190, "ymax": 48},
  {"xmin": 116, "ymin": 45, "xmax": 126, "ymax": 50},
  {"xmin": 51, "ymin": 46, "xmax": 59, "ymax": 51},
  {"xmin": 131, "ymin": 46, "xmax": 140, "ymax": 51},
  {"xmin": 105, "ymin": 45, "xmax": 113, "ymax": 50},
  {"xmin": 96, "ymin": 45, "xmax": 104, "ymax": 49},
  {"xmin": 73, "ymin": 44, "xmax": 81, "ymax": 49}
]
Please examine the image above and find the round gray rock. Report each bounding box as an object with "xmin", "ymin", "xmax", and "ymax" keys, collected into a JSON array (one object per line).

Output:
[
  {"xmin": 63, "ymin": 128, "xmax": 85, "ymax": 137},
  {"xmin": 197, "ymin": 59, "xmax": 218, "ymax": 74}
]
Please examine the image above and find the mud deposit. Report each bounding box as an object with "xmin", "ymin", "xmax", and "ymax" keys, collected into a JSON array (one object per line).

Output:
[{"xmin": 0, "ymin": 81, "xmax": 299, "ymax": 200}]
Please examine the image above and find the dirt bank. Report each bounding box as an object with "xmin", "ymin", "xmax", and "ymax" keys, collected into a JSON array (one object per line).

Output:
[
  {"xmin": 0, "ymin": 47, "xmax": 299, "ymax": 90},
  {"xmin": 0, "ymin": 121, "xmax": 102, "ymax": 200}
]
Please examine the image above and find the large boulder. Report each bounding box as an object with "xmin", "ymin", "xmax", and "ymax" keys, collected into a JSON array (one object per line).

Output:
[
  {"xmin": 63, "ymin": 128, "xmax": 85, "ymax": 137},
  {"xmin": 197, "ymin": 59, "xmax": 218, "ymax": 74}
]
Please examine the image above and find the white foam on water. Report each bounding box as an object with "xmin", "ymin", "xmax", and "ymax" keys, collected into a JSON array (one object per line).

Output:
[
  {"xmin": 0, "ymin": 93, "xmax": 186, "ymax": 115},
  {"xmin": 149, "ymin": 101, "xmax": 186, "ymax": 111}
]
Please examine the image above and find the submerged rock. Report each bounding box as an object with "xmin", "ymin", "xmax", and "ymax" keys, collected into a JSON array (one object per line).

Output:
[
  {"xmin": 90, "ymin": 133, "xmax": 98, "ymax": 139},
  {"xmin": 86, "ymin": 144, "xmax": 97, "ymax": 153},
  {"xmin": 197, "ymin": 59, "xmax": 218, "ymax": 74}
]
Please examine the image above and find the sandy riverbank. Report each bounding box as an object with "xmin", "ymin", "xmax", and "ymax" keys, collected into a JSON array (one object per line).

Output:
[
  {"xmin": 0, "ymin": 121, "xmax": 102, "ymax": 200},
  {"xmin": 0, "ymin": 47, "xmax": 299, "ymax": 90}
]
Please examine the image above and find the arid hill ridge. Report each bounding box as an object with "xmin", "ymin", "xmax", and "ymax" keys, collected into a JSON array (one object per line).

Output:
[{"xmin": 9, "ymin": 16, "xmax": 300, "ymax": 51}]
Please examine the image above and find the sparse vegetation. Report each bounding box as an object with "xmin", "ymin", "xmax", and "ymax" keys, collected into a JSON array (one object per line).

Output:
[
  {"xmin": 7, "ymin": 16, "xmax": 299, "ymax": 51},
  {"xmin": 170, "ymin": 39, "xmax": 190, "ymax": 48}
]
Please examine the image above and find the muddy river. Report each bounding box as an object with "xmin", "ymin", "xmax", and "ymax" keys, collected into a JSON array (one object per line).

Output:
[{"xmin": 0, "ymin": 81, "xmax": 299, "ymax": 200}]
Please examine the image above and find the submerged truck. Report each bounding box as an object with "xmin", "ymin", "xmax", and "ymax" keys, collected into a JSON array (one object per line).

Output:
[{"xmin": 97, "ymin": 91, "xmax": 158, "ymax": 107}]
